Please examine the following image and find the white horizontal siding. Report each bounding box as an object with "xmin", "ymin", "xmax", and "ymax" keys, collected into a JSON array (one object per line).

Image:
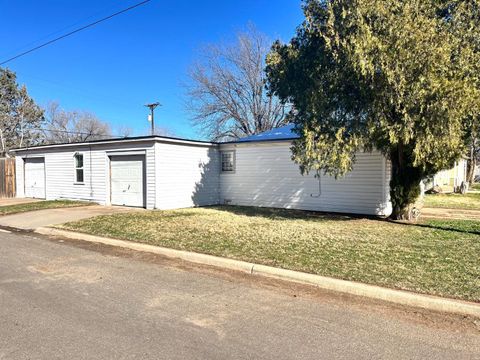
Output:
[
  {"xmin": 44, "ymin": 149, "xmax": 106, "ymax": 203},
  {"xmin": 15, "ymin": 137, "xmax": 393, "ymax": 216},
  {"xmin": 219, "ymin": 142, "xmax": 392, "ymax": 216},
  {"xmin": 155, "ymin": 142, "xmax": 219, "ymax": 209},
  {"xmin": 145, "ymin": 146, "xmax": 156, "ymax": 209},
  {"xmin": 15, "ymin": 157, "xmax": 25, "ymax": 198},
  {"xmin": 14, "ymin": 142, "xmax": 156, "ymax": 209}
]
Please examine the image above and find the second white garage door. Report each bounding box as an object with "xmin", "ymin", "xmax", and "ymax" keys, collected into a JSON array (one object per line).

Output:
[
  {"xmin": 110, "ymin": 155, "xmax": 145, "ymax": 207},
  {"xmin": 24, "ymin": 158, "xmax": 46, "ymax": 199}
]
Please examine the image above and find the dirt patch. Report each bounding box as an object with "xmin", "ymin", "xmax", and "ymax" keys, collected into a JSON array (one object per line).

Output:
[
  {"xmin": 0, "ymin": 198, "xmax": 42, "ymax": 207},
  {"xmin": 184, "ymin": 313, "xmax": 229, "ymax": 339},
  {"xmin": 422, "ymin": 207, "xmax": 480, "ymax": 220},
  {"xmin": 27, "ymin": 256, "xmax": 105, "ymax": 284}
]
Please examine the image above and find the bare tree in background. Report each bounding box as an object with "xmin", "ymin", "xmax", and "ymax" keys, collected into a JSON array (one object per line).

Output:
[
  {"xmin": 116, "ymin": 125, "xmax": 133, "ymax": 138},
  {"xmin": 153, "ymin": 127, "xmax": 175, "ymax": 137},
  {"xmin": 43, "ymin": 102, "xmax": 112, "ymax": 143},
  {"xmin": 186, "ymin": 26, "xmax": 288, "ymax": 140}
]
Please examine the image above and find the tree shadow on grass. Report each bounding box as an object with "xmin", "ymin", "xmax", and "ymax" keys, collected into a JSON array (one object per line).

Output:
[
  {"xmin": 206, "ymin": 205, "xmax": 364, "ymax": 222},
  {"xmin": 385, "ymin": 219, "xmax": 480, "ymax": 236},
  {"xmin": 210, "ymin": 205, "xmax": 480, "ymax": 235}
]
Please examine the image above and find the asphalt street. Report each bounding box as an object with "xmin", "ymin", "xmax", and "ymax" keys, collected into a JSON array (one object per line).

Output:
[{"xmin": 0, "ymin": 230, "xmax": 479, "ymax": 359}]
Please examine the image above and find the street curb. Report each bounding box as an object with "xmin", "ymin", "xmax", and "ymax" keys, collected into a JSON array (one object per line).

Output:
[{"xmin": 36, "ymin": 226, "xmax": 480, "ymax": 318}]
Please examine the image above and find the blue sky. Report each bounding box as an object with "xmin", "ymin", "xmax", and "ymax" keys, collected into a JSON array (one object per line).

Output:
[{"xmin": 0, "ymin": 0, "xmax": 304, "ymax": 140}]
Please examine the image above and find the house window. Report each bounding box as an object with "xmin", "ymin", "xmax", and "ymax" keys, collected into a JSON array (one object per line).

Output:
[
  {"xmin": 74, "ymin": 153, "xmax": 84, "ymax": 183},
  {"xmin": 221, "ymin": 151, "xmax": 235, "ymax": 172}
]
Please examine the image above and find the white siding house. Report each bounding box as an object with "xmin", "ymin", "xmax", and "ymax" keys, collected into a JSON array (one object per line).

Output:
[
  {"xmin": 11, "ymin": 125, "xmax": 393, "ymax": 216},
  {"xmin": 219, "ymin": 141, "xmax": 391, "ymax": 216},
  {"xmin": 154, "ymin": 142, "xmax": 220, "ymax": 210},
  {"xmin": 431, "ymin": 159, "xmax": 468, "ymax": 192},
  {"xmin": 13, "ymin": 137, "xmax": 217, "ymax": 210}
]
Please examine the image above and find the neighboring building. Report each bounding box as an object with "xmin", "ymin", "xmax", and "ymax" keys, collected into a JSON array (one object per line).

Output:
[
  {"xmin": 424, "ymin": 159, "xmax": 468, "ymax": 193},
  {"xmin": 10, "ymin": 125, "xmax": 392, "ymax": 216},
  {"xmin": 474, "ymin": 163, "xmax": 480, "ymax": 182}
]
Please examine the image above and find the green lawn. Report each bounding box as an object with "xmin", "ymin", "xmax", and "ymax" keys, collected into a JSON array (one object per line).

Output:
[
  {"xmin": 424, "ymin": 193, "xmax": 480, "ymax": 210},
  {"xmin": 58, "ymin": 206, "xmax": 480, "ymax": 302},
  {"xmin": 470, "ymin": 183, "xmax": 480, "ymax": 191},
  {"xmin": 0, "ymin": 200, "xmax": 92, "ymax": 216}
]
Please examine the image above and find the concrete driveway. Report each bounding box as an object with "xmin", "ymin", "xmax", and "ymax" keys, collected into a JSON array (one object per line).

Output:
[
  {"xmin": 0, "ymin": 205, "xmax": 137, "ymax": 230},
  {"xmin": 0, "ymin": 198, "xmax": 43, "ymax": 207}
]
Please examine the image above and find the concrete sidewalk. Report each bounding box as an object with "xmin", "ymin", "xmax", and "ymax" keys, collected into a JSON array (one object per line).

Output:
[
  {"xmin": 0, "ymin": 198, "xmax": 42, "ymax": 207},
  {"xmin": 0, "ymin": 205, "xmax": 137, "ymax": 230}
]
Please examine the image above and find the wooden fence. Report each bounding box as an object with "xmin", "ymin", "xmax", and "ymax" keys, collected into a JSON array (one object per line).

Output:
[{"xmin": 0, "ymin": 158, "xmax": 16, "ymax": 198}]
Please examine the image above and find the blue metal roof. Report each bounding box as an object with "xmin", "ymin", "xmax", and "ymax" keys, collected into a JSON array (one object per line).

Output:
[{"xmin": 235, "ymin": 124, "xmax": 299, "ymax": 143}]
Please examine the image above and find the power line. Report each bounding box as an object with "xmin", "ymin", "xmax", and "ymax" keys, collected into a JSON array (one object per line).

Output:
[
  {"xmin": 0, "ymin": 3, "xmax": 121, "ymax": 61},
  {"xmin": 0, "ymin": 0, "xmax": 151, "ymax": 66}
]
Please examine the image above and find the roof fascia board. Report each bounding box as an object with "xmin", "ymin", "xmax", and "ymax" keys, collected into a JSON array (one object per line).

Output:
[
  {"xmin": 221, "ymin": 138, "xmax": 297, "ymax": 145},
  {"xmin": 11, "ymin": 136, "xmax": 217, "ymax": 153}
]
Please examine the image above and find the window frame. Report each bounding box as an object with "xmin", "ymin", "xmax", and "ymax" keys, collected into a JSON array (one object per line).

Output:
[
  {"xmin": 221, "ymin": 150, "xmax": 235, "ymax": 173},
  {"xmin": 74, "ymin": 153, "xmax": 85, "ymax": 184}
]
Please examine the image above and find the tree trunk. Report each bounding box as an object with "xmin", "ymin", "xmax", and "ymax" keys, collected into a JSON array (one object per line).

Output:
[
  {"xmin": 389, "ymin": 146, "xmax": 423, "ymax": 221},
  {"xmin": 466, "ymin": 142, "xmax": 476, "ymax": 184},
  {"xmin": 467, "ymin": 160, "xmax": 476, "ymax": 185},
  {"xmin": 19, "ymin": 115, "xmax": 24, "ymax": 149},
  {"xmin": 0, "ymin": 129, "xmax": 5, "ymax": 158}
]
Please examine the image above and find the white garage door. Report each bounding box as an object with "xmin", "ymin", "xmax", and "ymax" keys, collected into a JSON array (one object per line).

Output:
[
  {"xmin": 110, "ymin": 155, "xmax": 145, "ymax": 207},
  {"xmin": 24, "ymin": 158, "xmax": 46, "ymax": 199}
]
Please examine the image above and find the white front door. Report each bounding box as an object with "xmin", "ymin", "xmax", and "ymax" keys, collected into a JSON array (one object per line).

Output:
[
  {"xmin": 24, "ymin": 158, "xmax": 45, "ymax": 199},
  {"xmin": 110, "ymin": 155, "xmax": 145, "ymax": 207}
]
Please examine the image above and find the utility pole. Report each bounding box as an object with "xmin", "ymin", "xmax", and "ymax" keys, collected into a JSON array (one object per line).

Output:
[{"xmin": 145, "ymin": 102, "xmax": 161, "ymax": 135}]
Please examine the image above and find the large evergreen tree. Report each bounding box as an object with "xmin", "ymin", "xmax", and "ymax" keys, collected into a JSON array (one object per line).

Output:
[
  {"xmin": 0, "ymin": 68, "xmax": 44, "ymax": 156},
  {"xmin": 266, "ymin": 0, "xmax": 480, "ymax": 219}
]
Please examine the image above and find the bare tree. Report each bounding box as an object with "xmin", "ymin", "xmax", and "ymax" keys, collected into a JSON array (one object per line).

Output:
[
  {"xmin": 116, "ymin": 125, "xmax": 133, "ymax": 138},
  {"xmin": 153, "ymin": 126, "xmax": 175, "ymax": 137},
  {"xmin": 43, "ymin": 102, "xmax": 111, "ymax": 144},
  {"xmin": 113, "ymin": 125, "xmax": 175, "ymax": 139},
  {"xmin": 185, "ymin": 26, "xmax": 288, "ymax": 140}
]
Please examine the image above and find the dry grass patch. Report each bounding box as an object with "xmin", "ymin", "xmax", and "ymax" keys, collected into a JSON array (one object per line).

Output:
[
  {"xmin": 424, "ymin": 193, "xmax": 480, "ymax": 210},
  {"xmin": 470, "ymin": 183, "xmax": 480, "ymax": 191},
  {"xmin": 58, "ymin": 206, "xmax": 480, "ymax": 302},
  {"xmin": 0, "ymin": 200, "xmax": 92, "ymax": 216}
]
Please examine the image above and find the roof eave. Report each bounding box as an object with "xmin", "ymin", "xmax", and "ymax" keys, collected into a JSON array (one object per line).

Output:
[
  {"xmin": 10, "ymin": 135, "xmax": 218, "ymax": 153},
  {"xmin": 221, "ymin": 137, "xmax": 298, "ymax": 145}
]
